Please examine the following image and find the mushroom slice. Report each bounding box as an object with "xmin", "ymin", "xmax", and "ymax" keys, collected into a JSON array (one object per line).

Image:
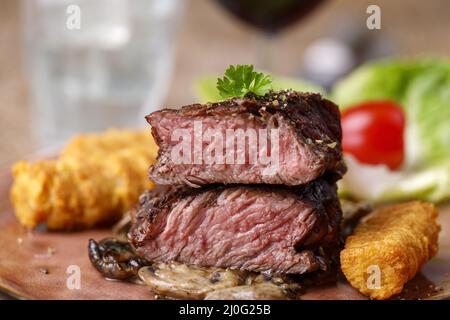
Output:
[
  {"xmin": 138, "ymin": 262, "xmax": 245, "ymax": 299},
  {"xmin": 205, "ymin": 274, "xmax": 303, "ymax": 300},
  {"xmin": 204, "ymin": 283, "xmax": 287, "ymax": 300}
]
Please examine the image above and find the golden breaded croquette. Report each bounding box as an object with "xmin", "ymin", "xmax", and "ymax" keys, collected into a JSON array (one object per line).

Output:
[
  {"xmin": 340, "ymin": 201, "xmax": 440, "ymax": 300},
  {"xmin": 62, "ymin": 129, "xmax": 158, "ymax": 160},
  {"xmin": 10, "ymin": 129, "xmax": 158, "ymax": 230}
]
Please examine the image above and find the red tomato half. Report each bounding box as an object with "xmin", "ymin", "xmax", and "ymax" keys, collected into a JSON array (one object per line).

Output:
[{"xmin": 341, "ymin": 100, "xmax": 405, "ymax": 170}]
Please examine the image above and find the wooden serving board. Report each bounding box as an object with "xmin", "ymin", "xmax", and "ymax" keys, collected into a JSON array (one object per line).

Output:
[{"xmin": 0, "ymin": 167, "xmax": 449, "ymax": 300}]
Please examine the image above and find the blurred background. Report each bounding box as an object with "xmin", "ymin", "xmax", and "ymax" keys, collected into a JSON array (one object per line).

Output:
[{"xmin": 1, "ymin": 0, "xmax": 449, "ymax": 167}]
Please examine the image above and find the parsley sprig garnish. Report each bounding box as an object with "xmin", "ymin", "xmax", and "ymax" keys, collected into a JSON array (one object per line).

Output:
[{"xmin": 216, "ymin": 65, "xmax": 272, "ymax": 99}]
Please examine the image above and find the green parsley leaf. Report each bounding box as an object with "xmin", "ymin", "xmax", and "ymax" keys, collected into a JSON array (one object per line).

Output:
[{"xmin": 216, "ymin": 65, "xmax": 272, "ymax": 99}]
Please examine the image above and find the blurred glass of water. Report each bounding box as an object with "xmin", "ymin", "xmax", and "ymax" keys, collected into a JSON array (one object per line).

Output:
[{"xmin": 22, "ymin": 0, "xmax": 182, "ymax": 147}]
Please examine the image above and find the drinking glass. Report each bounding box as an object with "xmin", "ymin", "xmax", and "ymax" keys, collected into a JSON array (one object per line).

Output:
[
  {"xmin": 22, "ymin": 0, "xmax": 182, "ymax": 147},
  {"xmin": 214, "ymin": 0, "xmax": 326, "ymax": 71}
]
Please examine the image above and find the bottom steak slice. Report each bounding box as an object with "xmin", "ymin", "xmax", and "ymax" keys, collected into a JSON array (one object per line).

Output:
[{"xmin": 129, "ymin": 179, "xmax": 341, "ymax": 275}]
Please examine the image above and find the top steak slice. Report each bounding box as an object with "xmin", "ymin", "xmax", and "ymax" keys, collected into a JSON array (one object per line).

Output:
[
  {"xmin": 146, "ymin": 91, "xmax": 346, "ymax": 187},
  {"xmin": 129, "ymin": 179, "xmax": 342, "ymax": 275}
]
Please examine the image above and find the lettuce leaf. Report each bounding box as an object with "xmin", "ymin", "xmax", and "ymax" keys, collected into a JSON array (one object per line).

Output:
[
  {"xmin": 333, "ymin": 59, "xmax": 450, "ymax": 202},
  {"xmin": 339, "ymin": 156, "xmax": 450, "ymax": 203}
]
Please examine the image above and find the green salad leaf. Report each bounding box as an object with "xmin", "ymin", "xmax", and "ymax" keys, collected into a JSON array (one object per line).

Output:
[
  {"xmin": 338, "ymin": 155, "xmax": 450, "ymax": 203},
  {"xmin": 333, "ymin": 58, "xmax": 450, "ymax": 203},
  {"xmin": 332, "ymin": 58, "xmax": 450, "ymax": 168}
]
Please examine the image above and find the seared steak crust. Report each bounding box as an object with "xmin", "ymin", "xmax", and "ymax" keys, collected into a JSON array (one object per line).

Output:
[
  {"xmin": 146, "ymin": 91, "xmax": 346, "ymax": 187},
  {"xmin": 129, "ymin": 179, "xmax": 342, "ymax": 275}
]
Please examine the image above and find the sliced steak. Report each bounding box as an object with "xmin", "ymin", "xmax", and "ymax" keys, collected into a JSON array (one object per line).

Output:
[
  {"xmin": 129, "ymin": 179, "xmax": 342, "ymax": 275},
  {"xmin": 146, "ymin": 91, "xmax": 345, "ymax": 187}
]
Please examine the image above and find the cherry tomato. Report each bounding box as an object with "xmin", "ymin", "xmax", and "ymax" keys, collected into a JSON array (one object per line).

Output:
[{"xmin": 341, "ymin": 100, "xmax": 405, "ymax": 170}]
